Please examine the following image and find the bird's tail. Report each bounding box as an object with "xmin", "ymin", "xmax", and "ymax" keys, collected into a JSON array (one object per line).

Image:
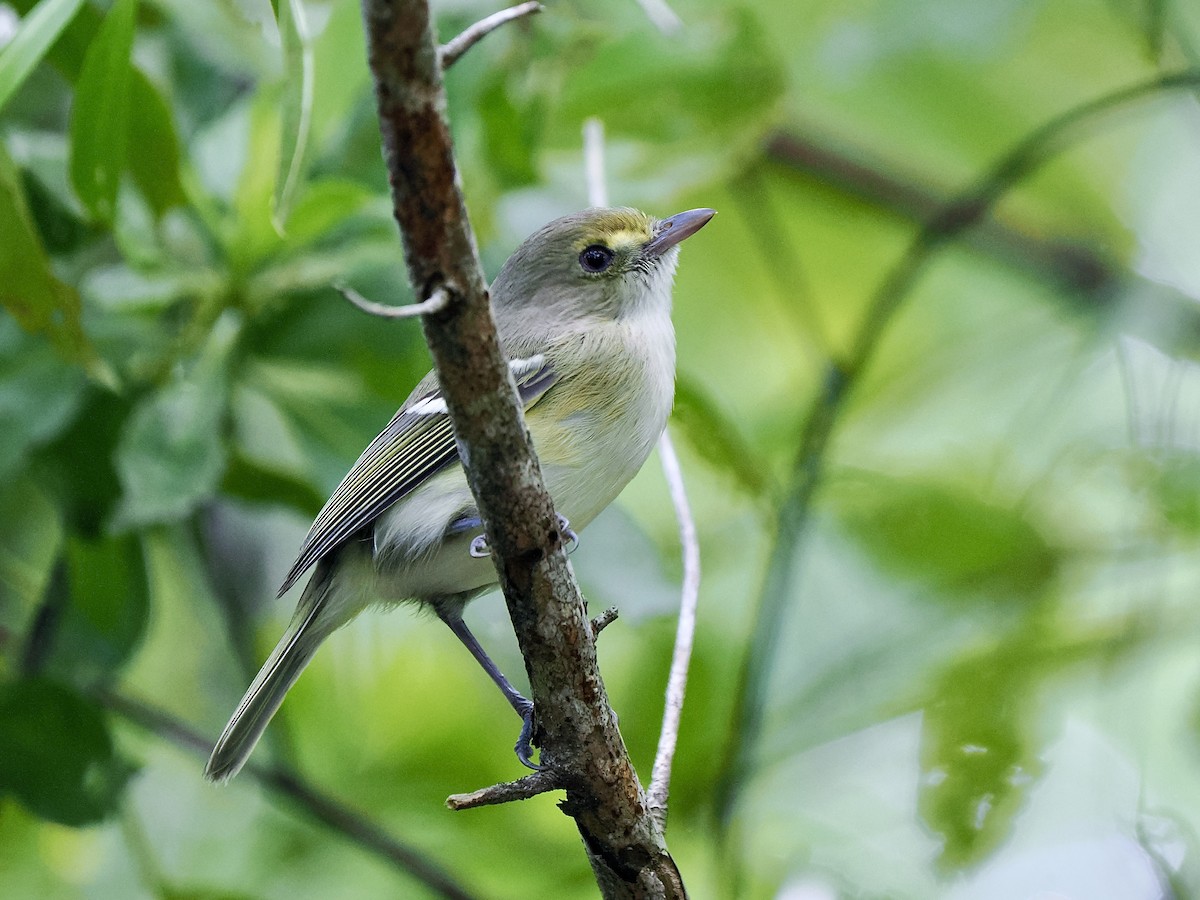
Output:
[{"xmin": 205, "ymin": 573, "xmax": 334, "ymax": 783}]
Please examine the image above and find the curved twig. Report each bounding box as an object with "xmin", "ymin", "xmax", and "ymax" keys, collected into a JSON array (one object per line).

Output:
[{"xmin": 439, "ymin": 2, "xmax": 542, "ymax": 70}]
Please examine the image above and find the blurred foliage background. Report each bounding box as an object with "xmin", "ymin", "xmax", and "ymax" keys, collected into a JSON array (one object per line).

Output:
[{"xmin": 3, "ymin": 0, "xmax": 1200, "ymax": 896}]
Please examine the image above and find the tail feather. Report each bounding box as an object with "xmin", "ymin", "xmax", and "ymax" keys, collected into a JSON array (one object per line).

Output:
[{"xmin": 205, "ymin": 580, "xmax": 332, "ymax": 783}]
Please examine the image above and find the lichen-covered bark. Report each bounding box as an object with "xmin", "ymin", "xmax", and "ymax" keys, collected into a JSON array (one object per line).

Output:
[{"xmin": 359, "ymin": 0, "xmax": 684, "ymax": 894}]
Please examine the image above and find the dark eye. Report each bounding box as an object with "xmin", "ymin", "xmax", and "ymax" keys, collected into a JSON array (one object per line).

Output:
[{"xmin": 579, "ymin": 245, "xmax": 615, "ymax": 273}]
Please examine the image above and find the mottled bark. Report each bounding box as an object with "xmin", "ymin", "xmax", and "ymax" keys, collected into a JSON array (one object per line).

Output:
[{"xmin": 359, "ymin": 0, "xmax": 685, "ymax": 894}]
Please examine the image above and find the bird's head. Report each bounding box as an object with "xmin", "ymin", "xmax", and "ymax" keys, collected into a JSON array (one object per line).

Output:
[{"xmin": 490, "ymin": 206, "xmax": 714, "ymax": 341}]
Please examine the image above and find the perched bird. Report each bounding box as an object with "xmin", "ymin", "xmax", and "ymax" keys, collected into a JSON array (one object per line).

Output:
[{"xmin": 205, "ymin": 206, "xmax": 715, "ymax": 781}]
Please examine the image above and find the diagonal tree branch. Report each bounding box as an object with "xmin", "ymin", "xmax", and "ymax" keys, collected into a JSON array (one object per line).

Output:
[
  {"xmin": 360, "ymin": 0, "xmax": 684, "ymax": 894},
  {"xmin": 94, "ymin": 688, "xmax": 478, "ymax": 900},
  {"xmin": 715, "ymin": 69, "xmax": 1200, "ymax": 831}
]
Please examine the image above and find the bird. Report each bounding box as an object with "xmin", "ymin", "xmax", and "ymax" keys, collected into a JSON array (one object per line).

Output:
[{"xmin": 205, "ymin": 206, "xmax": 715, "ymax": 782}]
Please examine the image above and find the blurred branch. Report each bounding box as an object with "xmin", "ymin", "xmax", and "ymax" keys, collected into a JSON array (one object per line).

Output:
[
  {"xmin": 763, "ymin": 130, "xmax": 1117, "ymax": 300},
  {"xmin": 717, "ymin": 69, "xmax": 1200, "ymax": 828},
  {"xmin": 439, "ymin": 2, "xmax": 542, "ymax": 70},
  {"xmin": 362, "ymin": 0, "xmax": 683, "ymax": 893},
  {"xmin": 94, "ymin": 688, "xmax": 479, "ymax": 900},
  {"xmin": 583, "ymin": 117, "xmax": 608, "ymax": 207},
  {"xmin": 634, "ymin": 0, "xmax": 682, "ymax": 36}
]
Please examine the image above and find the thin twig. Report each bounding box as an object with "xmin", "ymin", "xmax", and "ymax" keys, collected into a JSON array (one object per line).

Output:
[
  {"xmin": 715, "ymin": 69, "xmax": 1200, "ymax": 829},
  {"xmin": 439, "ymin": 2, "xmax": 542, "ymax": 69},
  {"xmin": 647, "ymin": 429, "xmax": 701, "ymax": 830},
  {"xmin": 591, "ymin": 606, "xmax": 619, "ymax": 636},
  {"xmin": 582, "ymin": 118, "xmax": 608, "ymax": 207},
  {"xmin": 336, "ymin": 283, "xmax": 450, "ymax": 319},
  {"xmin": 634, "ymin": 0, "xmax": 682, "ymax": 35},
  {"xmin": 446, "ymin": 769, "xmax": 565, "ymax": 810},
  {"xmin": 93, "ymin": 688, "xmax": 479, "ymax": 900}
]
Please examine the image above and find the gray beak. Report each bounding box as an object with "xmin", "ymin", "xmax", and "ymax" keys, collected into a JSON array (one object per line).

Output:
[{"xmin": 643, "ymin": 208, "xmax": 716, "ymax": 257}]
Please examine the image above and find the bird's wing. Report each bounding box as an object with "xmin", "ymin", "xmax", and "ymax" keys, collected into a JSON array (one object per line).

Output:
[{"xmin": 277, "ymin": 355, "xmax": 557, "ymax": 596}]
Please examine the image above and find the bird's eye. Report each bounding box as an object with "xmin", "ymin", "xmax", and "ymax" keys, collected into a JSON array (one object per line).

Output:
[{"xmin": 579, "ymin": 245, "xmax": 615, "ymax": 273}]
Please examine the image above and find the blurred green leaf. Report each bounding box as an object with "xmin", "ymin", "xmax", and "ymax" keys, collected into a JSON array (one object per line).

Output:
[
  {"xmin": 672, "ymin": 374, "xmax": 773, "ymax": 501},
  {"xmin": 273, "ymin": 0, "xmax": 314, "ymax": 231},
  {"xmin": 126, "ymin": 72, "xmax": 187, "ymax": 217},
  {"xmin": 283, "ymin": 177, "xmax": 374, "ymax": 250},
  {"xmin": 68, "ymin": 0, "xmax": 137, "ymax": 225},
  {"xmin": 35, "ymin": 388, "xmax": 129, "ymax": 537},
  {"xmin": 0, "ymin": 318, "xmax": 86, "ymax": 480},
  {"xmin": 20, "ymin": 167, "xmax": 92, "ymax": 253},
  {"xmin": 555, "ymin": 10, "xmax": 785, "ymax": 150},
  {"xmin": 113, "ymin": 314, "xmax": 240, "ymax": 528},
  {"xmin": 0, "ymin": 678, "xmax": 131, "ymax": 826},
  {"xmin": 0, "ymin": 144, "xmax": 89, "ymax": 362},
  {"xmin": 227, "ymin": 91, "xmax": 283, "ymax": 273},
  {"xmin": 477, "ymin": 73, "xmax": 539, "ymax": 188},
  {"xmin": 43, "ymin": 535, "xmax": 149, "ymax": 680},
  {"xmin": 919, "ymin": 636, "xmax": 1044, "ymax": 871},
  {"xmin": 830, "ymin": 473, "xmax": 1058, "ymax": 600},
  {"xmin": 0, "ymin": 476, "xmax": 63, "ymax": 620},
  {"xmin": 0, "ymin": 0, "xmax": 86, "ymax": 115},
  {"xmin": 1144, "ymin": 451, "xmax": 1200, "ymax": 534},
  {"xmin": 220, "ymin": 452, "xmax": 324, "ymax": 516}
]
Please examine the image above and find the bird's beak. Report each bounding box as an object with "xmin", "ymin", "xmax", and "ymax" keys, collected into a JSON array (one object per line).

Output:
[{"xmin": 643, "ymin": 208, "xmax": 716, "ymax": 257}]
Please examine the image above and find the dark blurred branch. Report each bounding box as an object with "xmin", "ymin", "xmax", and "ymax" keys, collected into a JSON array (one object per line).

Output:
[
  {"xmin": 717, "ymin": 69, "xmax": 1200, "ymax": 828},
  {"xmin": 439, "ymin": 2, "xmax": 542, "ymax": 69},
  {"xmin": 763, "ymin": 131, "xmax": 1117, "ymax": 299},
  {"xmin": 361, "ymin": 0, "xmax": 683, "ymax": 893},
  {"xmin": 94, "ymin": 688, "xmax": 479, "ymax": 900}
]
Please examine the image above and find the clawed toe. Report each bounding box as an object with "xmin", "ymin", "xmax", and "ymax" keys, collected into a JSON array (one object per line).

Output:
[{"xmin": 514, "ymin": 702, "xmax": 540, "ymax": 770}]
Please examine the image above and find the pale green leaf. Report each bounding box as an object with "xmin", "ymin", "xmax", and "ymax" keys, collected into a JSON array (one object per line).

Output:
[
  {"xmin": 67, "ymin": 0, "xmax": 137, "ymax": 224},
  {"xmin": 0, "ymin": 0, "xmax": 86, "ymax": 115}
]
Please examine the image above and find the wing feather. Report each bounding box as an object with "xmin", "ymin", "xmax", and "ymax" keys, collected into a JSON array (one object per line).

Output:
[{"xmin": 277, "ymin": 356, "xmax": 555, "ymax": 596}]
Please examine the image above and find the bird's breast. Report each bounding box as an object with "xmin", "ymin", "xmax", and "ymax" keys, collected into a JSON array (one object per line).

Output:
[{"xmin": 531, "ymin": 311, "xmax": 676, "ymax": 529}]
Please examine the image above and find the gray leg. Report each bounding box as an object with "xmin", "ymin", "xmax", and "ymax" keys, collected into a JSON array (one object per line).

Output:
[{"xmin": 437, "ymin": 609, "xmax": 539, "ymax": 769}]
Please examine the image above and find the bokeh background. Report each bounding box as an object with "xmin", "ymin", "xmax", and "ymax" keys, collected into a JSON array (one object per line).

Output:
[{"xmin": 4, "ymin": 0, "xmax": 1200, "ymax": 896}]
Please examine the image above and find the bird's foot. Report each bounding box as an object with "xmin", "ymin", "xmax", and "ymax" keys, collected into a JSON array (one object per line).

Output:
[
  {"xmin": 514, "ymin": 699, "xmax": 540, "ymax": 770},
  {"xmin": 557, "ymin": 514, "xmax": 579, "ymax": 554},
  {"xmin": 467, "ymin": 514, "xmax": 578, "ymax": 559}
]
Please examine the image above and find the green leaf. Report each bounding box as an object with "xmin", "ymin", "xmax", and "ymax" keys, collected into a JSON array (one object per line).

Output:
[
  {"xmin": 1144, "ymin": 451, "xmax": 1200, "ymax": 534},
  {"xmin": 477, "ymin": 73, "xmax": 540, "ymax": 188},
  {"xmin": 273, "ymin": 0, "xmax": 314, "ymax": 231},
  {"xmin": 0, "ymin": 476, "xmax": 63, "ymax": 622},
  {"xmin": 0, "ymin": 144, "xmax": 88, "ymax": 361},
  {"xmin": 126, "ymin": 72, "xmax": 187, "ymax": 217},
  {"xmin": 555, "ymin": 10, "xmax": 785, "ymax": 149},
  {"xmin": 282, "ymin": 177, "xmax": 374, "ymax": 249},
  {"xmin": 672, "ymin": 375, "xmax": 774, "ymax": 501},
  {"xmin": 830, "ymin": 473, "xmax": 1058, "ymax": 601},
  {"xmin": 0, "ymin": 318, "xmax": 87, "ymax": 480},
  {"xmin": 0, "ymin": 678, "xmax": 132, "ymax": 826},
  {"xmin": 220, "ymin": 452, "xmax": 324, "ymax": 517},
  {"xmin": 68, "ymin": 0, "xmax": 137, "ymax": 224},
  {"xmin": 919, "ymin": 637, "xmax": 1044, "ymax": 871},
  {"xmin": 229, "ymin": 91, "xmax": 282, "ymax": 272},
  {"xmin": 113, "ymin": 313, "xmax": 239, "ymax": 527},
  {"xmin": 43, "ymin": 535, "xmax": 149, "ymax": 680},
  {"xmin": 0, "ymin": 0, "xmax": 86, "ymax": 115}
]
